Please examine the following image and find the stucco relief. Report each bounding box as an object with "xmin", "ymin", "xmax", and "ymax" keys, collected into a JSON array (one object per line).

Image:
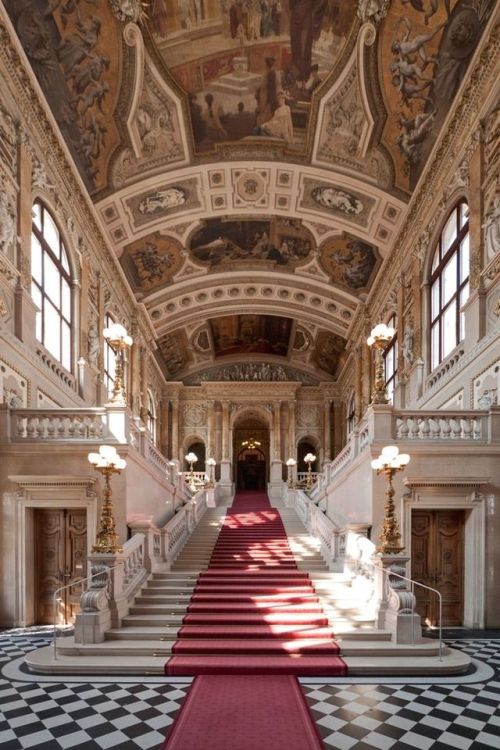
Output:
[
  {"xmin": 296, "ymin": 404, "xmax": 320, "ymax": 429},
  {"xmin": 183, "ymin": 403, "xmax": 208, "ymax": 428},
  {"xmin": 125, "ymin": 178, "xmax": 201, "ymax": 228}
]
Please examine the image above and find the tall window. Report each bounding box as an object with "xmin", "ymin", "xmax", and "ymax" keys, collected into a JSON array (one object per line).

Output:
[
  {"xmin": 384, "ymin": 315, "xmax": 398, "ymax": 405},
  {"xmin": 31, "ymin": 202, "xmax": 72, "ymax": 371},
  {"xmin": 430, "ymin": 202, "xmax": 469, "ymax": 369},
  {"xmin": 103, "ymin": 312, "xmax": 116, "ymax": 396},
  {"xmin": 147, "ymin": 391, "xmax": 157, "ymax": 445}
]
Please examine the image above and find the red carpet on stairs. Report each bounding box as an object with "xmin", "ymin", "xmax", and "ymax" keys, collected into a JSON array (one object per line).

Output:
[{"xmin": 161, "ymin": 490, "xmax": 346, "ymax": 749}]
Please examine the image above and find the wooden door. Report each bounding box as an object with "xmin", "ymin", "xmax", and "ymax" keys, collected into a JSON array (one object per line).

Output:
[
  {"xmin": 411, "ymin": 509, "xmax": 465, "ymax": 627},
  {"xmin": 35, "ymin": 509, "xmax": 87, "ymax": 625}
]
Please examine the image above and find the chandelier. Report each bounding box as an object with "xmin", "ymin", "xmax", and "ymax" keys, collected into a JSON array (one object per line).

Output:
[{"xmin": 241, "ymin": 437, "xmax": 261, "ymax": 450}]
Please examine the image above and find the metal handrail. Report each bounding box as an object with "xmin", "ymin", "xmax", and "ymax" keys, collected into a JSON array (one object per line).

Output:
[
  {"xmin": 364, "ymin": 560, "xmax": 443, "ymax": 661},
  {"xmin": 52, "ymin": 562, "xmax": 123, "ymax": 661}
]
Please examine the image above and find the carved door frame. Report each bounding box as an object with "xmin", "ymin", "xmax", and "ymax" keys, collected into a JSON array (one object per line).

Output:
[
  {"xmin": 6, "ymin": 475, "xmax": 97, "ymax": 627},
  {"xmin": 402, "ymin": 478, "xmax": 488, "ymax": 629}
]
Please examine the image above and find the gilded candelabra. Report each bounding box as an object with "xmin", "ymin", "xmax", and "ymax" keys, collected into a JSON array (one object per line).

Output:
[
  {"xmin": 88, "ymin": 445, "xmax": 126, "ymax": 553},
  {"xmin": 205, "ymin": 457, "xmax": 216, "ymax": 489},
  {"xmin": 304, "ymin": 452, "xmax": 316, "ymax": 490},
  {"xmin": 185, "ymin": 451, "xmax": 198, "ymax": 492},
  {"xmin": 103, "ymin": 323, "xmax": 133, "ymax": 406},
  {"xmin": 371, "ymin": 445, "xmax": 410, "ymax": 554},
  {"xmin": 286, "ymin": 457, "xmax": 296, "ymax": 488},
  {"xmin": 367, "ymin": 323, "xmax": 395, "ymax": 405}
]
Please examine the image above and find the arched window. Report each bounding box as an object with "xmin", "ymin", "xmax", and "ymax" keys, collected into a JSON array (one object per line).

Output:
[
  {"xmin": 103, "ymin": 312, "xmax": 116, "ymax": 397},
  {"xmin": 147, "ymin": 391, "xmax": 157, "ymax": 445},
  {"xmin": 430, "ymin": 202, "xmax": 469, "ymax": 369},
  {"xmin": 31, "ymin": 201, "xmax": 72, "ymax": 371},
  {"xmin": 384, "ymin": 314, "xmax": 398, "ymax": 404}
]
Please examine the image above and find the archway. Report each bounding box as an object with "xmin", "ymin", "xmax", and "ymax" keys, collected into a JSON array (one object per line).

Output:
[
  {"xmin": 232, "ymin": 414, "xmax": 270, "ymax": 491},
  {"xmin": 297, "ymin": 438, "xmax": 319, "ymax": 473},
  {"xmin": 183, "ymin": 440, "xmax": 206, "ymax": 471}
]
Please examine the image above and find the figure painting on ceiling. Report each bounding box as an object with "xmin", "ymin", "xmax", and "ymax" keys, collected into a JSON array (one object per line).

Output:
[
  {"xmin": 121, "ymin": 232, "xmax": 184, "ymax": 291},
  {"xmin": 319, "ymin": 234, "xmax": 379, "ymax": 291},
  {"xmin": 146, "ymin": 2, "xmax": 357, "ymax": 152},
  {"xmin": 189, "ymin": 217, "xmax": 314, "ymax": 266},
  {"xmin": 210, "ymin": 314, "xmax": 293, "ymax": 356},
  {"xmin": 382, "ymin": 0, "xmax": 495, "ymax": 190},
  {"xmin": 313, "ymin": 331, "xmax": 346, "ymax": 375}
]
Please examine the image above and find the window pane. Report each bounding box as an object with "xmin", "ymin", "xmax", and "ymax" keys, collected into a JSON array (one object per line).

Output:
[
  {"xmin": 442, "ymin": 254, "xmax": 457, "ymax": 305},
  {"xmin": 431, "ymin": 249, "xmax": 439, "ymax": 272},
  {"xmin": 44, "ymin": 253, "xmax": 61, "ymax": 307},
  {"xmin": 32, "ymin": 203, "xmax": 42, "ymax": 230},
  {"xmin": 43, "ymin": 211, "xmax": 60, "ymax": 255},
  {"xmin": 385, "ymin": 347, "xmax": 395, "ymax": 377},
  {"xmin": 31, "ymin": 283, "xmax": 42, "ymax": 311},
  {"xmin": 61, "ymin": 246, "xmax": 70, "ymax": 274},
  {"xmin": 442, "ymin": 211, "xmax": 457, "ymax": 253},
  {"xmin": 460, "ymin": 234, "xmax": 469, "ymax": 282},
  {"xmin": 62, "ymin": 322, "xmax": 71, "ymax": 371},
  {"xmin": 44, "ymin": 302, "xmax": 61, "ymax": 361},
  {"xmin": 62, "ymin": 279, "xmax": 71, "ymax": 320},
  {"xmin": 431, "ymin": 324, "xmax": 440, "ymax": 370},
  {"xmin": 442, "ymin": 301, "xmax": 457, "ymax": 358},
  {"xmin": 460, "ymin": 283, "xmax": 469, "ymax": 310},
  {"xmin": 31, "ymin": 235, "xmax": 42, "ymax": 283},
  {"xmin": 460, "ymin": 202, "xmax": 469, "ymax": 228},
  {"xmin": 431, "ymin": 280, "xmax": 440, "ymax": 320}
]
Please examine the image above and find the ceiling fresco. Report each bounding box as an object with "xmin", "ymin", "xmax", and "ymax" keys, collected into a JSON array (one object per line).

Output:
[
  {"xmin": 147, "ymin": 2, "xmax": 357, "ymax": 154},
  {"xmin": 210, "ymin": 314, "xmax": 293, "ymax": 357},
  {"xmin": 3, "ymin": 0, "xmax": 495, "ymax": 383},
  {"xmin": 189, "ymin": 216, "xmax": 314, "ymax": 267}
]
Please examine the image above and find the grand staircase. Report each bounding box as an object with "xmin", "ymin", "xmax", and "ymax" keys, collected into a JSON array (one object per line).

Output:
[{"xmin": 26, "ymin": 496, "xmax": 470, "ymax": 676}]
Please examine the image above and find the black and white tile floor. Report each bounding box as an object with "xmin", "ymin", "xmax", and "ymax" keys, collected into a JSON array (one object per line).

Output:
[{"xmin": 0, "ymin": 630, "xmax": 499, "ymax": 749}]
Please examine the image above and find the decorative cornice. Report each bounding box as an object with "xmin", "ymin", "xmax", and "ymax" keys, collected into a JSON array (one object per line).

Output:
[{"xmin": 403, "ymin": 476, "xmax": 490, "ymax": 489}]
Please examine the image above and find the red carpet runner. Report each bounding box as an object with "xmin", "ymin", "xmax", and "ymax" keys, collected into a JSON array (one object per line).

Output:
[{"xmin": 161, "ymin": 490, "xmax": 346, "ymax": 749}]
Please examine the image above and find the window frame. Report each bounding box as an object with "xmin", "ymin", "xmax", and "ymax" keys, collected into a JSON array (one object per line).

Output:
[
  {"xmin": 31, "ymin": 201, "xmax": 73, "ymax": 372},
  {"xmin": 383, "ymin": 314, "xmax": 398, "ymax": 405},
  {"xmin": 429, "ymin": 201, "xmax": 469, "ymax": 370}
]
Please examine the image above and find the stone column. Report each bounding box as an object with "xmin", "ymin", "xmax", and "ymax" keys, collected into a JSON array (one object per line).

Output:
[
  {"xmin": 323, "ymin": 399, "xmax": 331, "ymax": 464},
  {"xmin": 288, "ymin": 400, "xmax": 296, "ymax": 459},
  {"xmin": 130, "ymin": 324, "xmax": 141, "ymax": 418},
  {"xmin": 160, "ymin": 396, "xmax": 169, "ymax": 458},
  {"xmin": 139, "ymin": 347, "xmax": 149, "ymax": 424},
  {"xmin": 355, "ymin": 345, "xmax": 363, "ymax": 422},
  {"xmin": 269, "ymin": 401, "xmax": 283, "ymax": 494},
  {"xmin": 171, "ymin": 398, "xmax": 179, "ymax": 462},
  {"xmin": 221, "ymin": 401, "xmax": 230, "ymax": 460},
  {"xmin": 219, "ymin": 401, "xmax": 233, "ymax": 495},
  {"xmin": 206, "ymin": 399, "xmax": 214, "ymax": 458},
  {"xmin": 14, "ymin": 136, "xmax": 38, "ymax": 348}
]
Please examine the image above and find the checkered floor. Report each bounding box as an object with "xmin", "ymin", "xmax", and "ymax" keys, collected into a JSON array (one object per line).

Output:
[{"xmin": 0, "ymin": 631, "xmax": 499, "ymax": 749}]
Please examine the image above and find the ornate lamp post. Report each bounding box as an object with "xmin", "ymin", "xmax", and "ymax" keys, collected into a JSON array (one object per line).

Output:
[
  {"xmin": 103, "ymin": 323, "xmax": 133, "ymax": 406},
  {"xmin": 367, "ymin": 323, "xmax": 395, "ymax": 405},
  {"xmin": 185, "ymin": 451, "xmax": 198, "ymax": 492},
  {"xmin": 304, "ymin": 452, "xmax": 316, "ymax": 490},
  {"xmin": 88, "ymin": 445, "xmax": 126, "ymax": 553},
  {"xmin": 371, "ymin": 445, "xmax": 410, "ymax": 554},
  {"xmin": 286, "ymin": 458, "xmax": 296, "ymax": 488},
  {"xmin": 205, "ymin": 457, "xmax": 216, "ymax": 488}
]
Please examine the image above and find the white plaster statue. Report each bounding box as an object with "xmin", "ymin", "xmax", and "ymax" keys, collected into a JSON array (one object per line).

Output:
[
  {"xmin": 402, "ymin": 323, "xmax": 414, "ymax": 368},
  {"xmin": 483, "ymin": 193, "xmax": 500, "ymax": 262},
  {"xmin": 0, "ymin": 193, "xmax": 16, "ymax": 252}
]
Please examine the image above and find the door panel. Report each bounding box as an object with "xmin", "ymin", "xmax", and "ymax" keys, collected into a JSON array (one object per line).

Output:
[
  {"xmin": 411, "ymin": 509, "xmax": 464, "ymax": 627},
  {"xmin": 35, "ymin": 509, "xmax": 87, "ymax": 625}
]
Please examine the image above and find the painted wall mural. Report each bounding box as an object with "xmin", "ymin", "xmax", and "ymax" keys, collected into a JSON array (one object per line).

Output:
[
  {"xmin": 120, "ymin": 232, "xmax": 184, "ymax": 292},
  {"xmin": 157, "ymin": 329, "xmax": 191, "ymax": 377},
  {"xmin": 210, "ymin": 314, "xmax": 293, "ymax": 356},
  {"xmin": 312, "ymin": 330, "xmax": 347, "ymax": 375},
  {"xmin": 4, "ymin": 0, "xmax": 121, "ymax": 194},
  {"xmin": 189, "ymin": 216, "xmax": 314, "ymax": 266},
  {"xmin": 319, "ymin": 234, "xmax": 379, "ymax": 291},
  {"xmin": 146, "ymin": 2, "xmax": 357, "ymax": 153},
  {"xmin": 381, "ymin": 0, "xmax": 495, "ymax": 191}
]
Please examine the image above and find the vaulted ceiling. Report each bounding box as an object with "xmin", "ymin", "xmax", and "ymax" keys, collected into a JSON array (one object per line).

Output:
[{"xmin": 4, "ymin": 0, "xmax": 495, "ymax": 382}]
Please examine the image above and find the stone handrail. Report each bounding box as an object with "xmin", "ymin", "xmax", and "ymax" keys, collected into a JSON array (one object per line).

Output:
[
  {"xmin": 394, "ymin": 410, "xmax": 485, "ymax": 441},
  {"xmin": 0, "ymin": 404, "xmax": 174, "ymax": 484}
]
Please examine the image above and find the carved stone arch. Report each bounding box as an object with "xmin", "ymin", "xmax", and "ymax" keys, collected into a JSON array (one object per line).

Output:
[{"xmin": 230, "ymin": 405, "xmax": 272, "ymax": 431}]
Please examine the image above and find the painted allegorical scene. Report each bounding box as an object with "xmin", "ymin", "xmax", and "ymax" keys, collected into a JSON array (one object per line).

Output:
[
  {"xmin": 147, "ymin": 2, "xmax": 357, "ymax": 152},
  {"xmin": 189, "ymin": 216, "xmax": 314, "ymax": 266},
  {"xmin": 380, "ymin": 0, "xmax": 496, "ymax": 190},
  {"xmin": 319, "ymin": 234, "xmax": 379, "ymax": 291},
  {"xmin": 210, "ymin": 314, "xmax": 293, "ymax": 356}
]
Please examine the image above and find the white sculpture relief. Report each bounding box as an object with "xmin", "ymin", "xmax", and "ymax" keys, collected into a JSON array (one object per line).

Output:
[
  {"xmin": 0, "ymin": 193, "xmax": 16, "ymax": 253},
  {"xmin": 183, "ymin": 403, "xmax": 207, "ymax": 427},
  {"xmin": 483, "ymin": 193, "xmax": 500, "ymax": 262}
]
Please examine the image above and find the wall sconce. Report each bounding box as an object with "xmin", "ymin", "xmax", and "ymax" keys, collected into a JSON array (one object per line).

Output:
[
  {"xmin": 371, "ymin": 445, "xmax": 410, "ymax": 554},
  {"xmin": 367, "ymin": 323, "xmax": 395, "ymax": 405}
]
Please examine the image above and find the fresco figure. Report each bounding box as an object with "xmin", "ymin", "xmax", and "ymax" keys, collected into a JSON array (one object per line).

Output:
[
  {"xmin": 138, "ymin": 187, "xmax": 186, "ymax": 214},
  {"xmin": 289, "ymin": 0, "xmax": 328, "ymax": 83},
  {"xmin": 203, "ymin": 93, "xmax": 228, "ymax": 139},
  {"xmin": 257, "ymin": 90, "xmax": 294, "ymax": 144},
  {"xmin": 255, "ymin": 57, "xmax": 279, "ymax": 126},
  {"xmin": 312, "ymin": 186, "xmax": 363, "ymax": 215}
]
